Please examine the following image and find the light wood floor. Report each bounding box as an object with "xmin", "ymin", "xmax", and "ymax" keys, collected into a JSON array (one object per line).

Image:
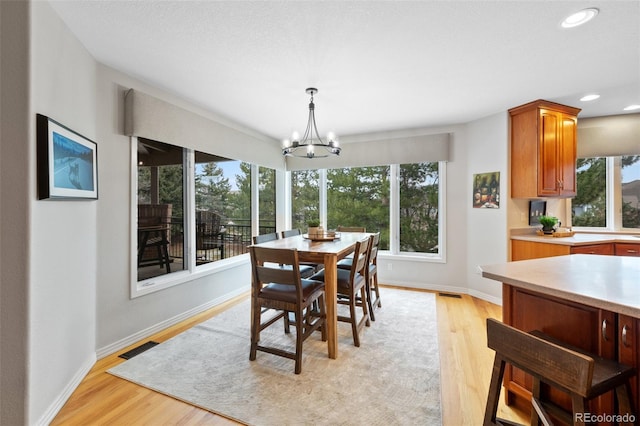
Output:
[{"xmin": 52, "ymin": 287, "xmax": 528, "ymax": 425}]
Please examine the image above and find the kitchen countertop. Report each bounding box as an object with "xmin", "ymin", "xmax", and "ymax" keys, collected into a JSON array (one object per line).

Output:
[
  {"xmin": 481, "ymin": 254, "xmax": 640, "ymax": 317},
  {"xmin": 511, "ymin": 232, "xmax": 640, "ymax": 246}
]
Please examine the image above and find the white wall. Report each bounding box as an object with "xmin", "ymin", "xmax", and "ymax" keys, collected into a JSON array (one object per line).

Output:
[
  {"xmin": 29, "ymin": 2, "xmax": 98, "ymax": 423},
  {"xmin": 466, "ymin": 112, "xmax": 509, "ymax": 304}
]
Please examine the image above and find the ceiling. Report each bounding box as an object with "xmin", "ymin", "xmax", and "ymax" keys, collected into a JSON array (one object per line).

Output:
[{"xmin": 49, "ymin": 0, "xmax": 639, "ymax": 142}]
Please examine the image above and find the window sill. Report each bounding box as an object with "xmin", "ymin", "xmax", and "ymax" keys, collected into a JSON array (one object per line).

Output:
[
  {"xmin": 133, "ymin": 254, "xmax": 250, "ymax": 298},
  {"xmin": 378, "ymin": 251, "xmax": 445, "ymax": 264}
]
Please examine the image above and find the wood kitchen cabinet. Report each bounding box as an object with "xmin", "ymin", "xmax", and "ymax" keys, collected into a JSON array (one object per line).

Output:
[
  {"xmin": 618, "ymin": 314, "xmax": 640, "ymax": 411},
  {"xmin": 510, "ymin": 100, "xmax": 581, "ymax": 198},
  {"xmin": 570, "ymin": 243, "xmax": 614, "ymax": 255},
  {"xmin": 615, "ymin": 243, "xmax": 640, "ymax": 257},
  {"xmin": 511, "ymin": 239, "xmax": 637, "ymax": 261}
]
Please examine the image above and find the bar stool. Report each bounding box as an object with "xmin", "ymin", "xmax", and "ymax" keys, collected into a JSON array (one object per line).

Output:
[{"xmin": 484, "ymin": 318, "xmax": 636, "ymax": 426}]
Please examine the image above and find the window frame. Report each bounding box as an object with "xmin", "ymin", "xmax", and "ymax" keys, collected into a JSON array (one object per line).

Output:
[
  {"xmin": 292, "ymin": 161, "xmax": 447, "ymax": 264},
  {"xmin": 130, "ymin": 137, "xmax": 252, "ymax": 298}
]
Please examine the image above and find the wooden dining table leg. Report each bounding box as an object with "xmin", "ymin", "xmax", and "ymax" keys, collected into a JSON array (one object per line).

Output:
[{"xmin": 324, "ymin": 253, "xmax": 338, "ymax": 359}]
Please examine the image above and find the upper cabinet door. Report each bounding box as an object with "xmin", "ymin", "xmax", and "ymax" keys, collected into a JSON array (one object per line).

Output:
[{"xmin": 510, "ymin": 100, "xmax": 581, "ymax": 199}]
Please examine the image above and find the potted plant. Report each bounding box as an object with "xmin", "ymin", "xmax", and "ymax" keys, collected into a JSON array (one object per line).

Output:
[
  {"xmin": 538, "ymin": 215, "xmax": 558, "ymax": 234},
  {"xmin": 307, "ymin": 219, "xmax": 321, "ymax": 237}
]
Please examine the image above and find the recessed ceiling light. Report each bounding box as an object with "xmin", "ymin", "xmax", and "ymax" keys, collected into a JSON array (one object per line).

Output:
[
  {"xmin": 561, "ymin": 8, "xmax": 599, "ymax": 28},
  {"xmin": 623, "ymin": 104, "xmax": 640, "ymax": 111},
  {"xmin": 580, "ymin": 94, "xmax": 600, "ymax": 102}
]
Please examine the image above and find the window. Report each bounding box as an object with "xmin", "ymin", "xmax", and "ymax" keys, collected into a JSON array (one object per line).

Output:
[
  {"xmin": 137, "ymin": 139, "xmax": 186, "ymax": 281},
  {"xmin": 622, "ymin": 156, "xmax": 640, "ymax": 229},
  {"xmin": 399, "ymin": 162, "xmax": 440, "ymax": 253},
  {"xmin": 327, "ymin": 166, "xmax": 390, "ymax": 249},
  {"xmin": 297, "ymin": 162, "xmax": 445, "ymax": 257},
  {"xmin": 133, "ymin": 138, "xmax": 266, "ymax": 296},
  {"xmin": 572, "ymin": 157, "xmax": 607, "ymax": 227},
  {"xmin": 194, "ymin": 153, "xmax": 251, "ymax": 266},
  {"xmin": 258, "ymin": 167, "xmax": 276, "ymax": 234},
  {"xmin": 572, "ymin": 155, "xmax": 640, "ymax": 230},
  {"xmin": 291, "ymin": 169, "xmax": 320, "ymax": 231}
]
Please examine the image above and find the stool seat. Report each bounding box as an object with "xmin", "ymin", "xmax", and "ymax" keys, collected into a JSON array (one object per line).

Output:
[{"xmin": 484, "ymin": 318, "xmax": 636, "ymax": 426}]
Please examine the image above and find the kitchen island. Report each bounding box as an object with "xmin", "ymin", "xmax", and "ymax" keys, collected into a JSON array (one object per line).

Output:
[{"xmin": 481, "ymin": 254, "xmax": 640, "ymax": 418}]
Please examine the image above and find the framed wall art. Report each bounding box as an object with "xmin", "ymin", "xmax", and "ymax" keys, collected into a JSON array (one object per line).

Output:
[
  {"xmin": 37, "ymin": 114, "xmax": 98, "ymax": 200},
  {"xmin": 472, "ymin": 171, "xmax": 500, "ymax": 208},
  {"xmin": 529, "ymin": 200, "xmax": 547, "ymax": 225}
]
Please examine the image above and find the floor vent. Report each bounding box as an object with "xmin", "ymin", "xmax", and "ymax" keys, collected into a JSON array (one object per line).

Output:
[
  {"xmin": 118, "ymin": 341, "xmax": 159, "ymax": 360},
  {"xmin": 438, "ymin": 293, "xmax": 462, "ymax": 299}
]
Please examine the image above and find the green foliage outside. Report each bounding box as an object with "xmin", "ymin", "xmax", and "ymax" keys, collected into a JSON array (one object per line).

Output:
[
  {"xmin": 399, "ymin": 163, "xmax": 439, "ymax": 253},
  {"xmin": 572, "ymin": 156, "xmax": 640, "ymax": 228},
  {"xmin": 327, "ymin": 166, "xmax": 390, "ymax": 249},
  {"xmin": 141, "ymin": 156, "xmax": 441, "ymax": 254}
]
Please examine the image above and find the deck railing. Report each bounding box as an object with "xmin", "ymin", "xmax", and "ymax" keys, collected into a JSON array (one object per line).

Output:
[{"xmin": 167, "ymin": 218, "xmax": 276, "ymax": 264}]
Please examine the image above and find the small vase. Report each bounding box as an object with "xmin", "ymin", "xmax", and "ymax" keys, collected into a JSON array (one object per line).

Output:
[
  {"xmin": 542, "ymin": 226, "xmax": 554, "ymax": 235},
  {"xmin": 308, "ymin": 226, "xmax": 319, "ymax": 237}
]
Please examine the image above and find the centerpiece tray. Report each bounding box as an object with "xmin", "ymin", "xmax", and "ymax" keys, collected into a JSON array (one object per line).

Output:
[{"xmin": 303, "ymin": 232, "xmax": 341, "ymax": 241}]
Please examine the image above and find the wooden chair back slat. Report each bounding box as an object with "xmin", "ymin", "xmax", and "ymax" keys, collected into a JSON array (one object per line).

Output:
[
  {"xmin": 486, "ymin": 318, "xmax": 594, "ymax": 397},
  {"xmin": 337, "ymin": 226, "xmax": 366, "ymax": 232},
  {"xmin": 350, "ymin": 237, "xmax": 370, "ymax": 281},
  {"xmin": 281, "ymin": 229, "xmax": 302, "ymax": 238},
  {"xmin": 253, "ymin": 232, "xmax": 279, "ymax": 245}
]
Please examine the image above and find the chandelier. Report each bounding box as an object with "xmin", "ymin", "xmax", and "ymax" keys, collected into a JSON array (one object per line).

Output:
[{"xmin": 282, "ymin": 88, "xmax": 341, "ymax": 158}]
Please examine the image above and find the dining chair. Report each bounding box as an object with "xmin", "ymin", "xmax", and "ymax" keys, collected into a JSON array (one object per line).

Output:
[
  {"xmin": 310, "ymin": 236, "xmax": 371, "ymax": 347},
  {"xmin": 336, "ymin": 232, "xmax": 381, "ymax": 320},
  {"xmin": 337, "ymin": 226, "xmax": 366, "ymax": 232},
  {"xmin": 281, "ymin": 229, "xmax": 323, "ymax": 274},
  {"xmin": 252, "ymin": 233, "xmax": 316, "ymax": 279},
  {"xmin": 249, "ymin": 246, "xmax": 327, "ymax": 374},
  {"xmin": 366, "ymin": 232, "xmax": 382, "ymax": 320},
  {"xmin": 281, "ymin": 228, "xmax": 302, "ymax": 238}
]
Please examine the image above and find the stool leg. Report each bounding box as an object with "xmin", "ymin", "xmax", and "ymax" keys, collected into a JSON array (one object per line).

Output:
[
  {"xmin": 571, "ymin": 395, "xmax": 586, "ymax": 426},
  {"xmin": 531, "ymin": 378, "xmax": 541, "ymax": 426},
  {"xmin": 615, "ymin": 382, "xmax": 635, "ymax": 426},
  {"xmin": 484, "ymin": 355, "xmax": 506, "ymax": 425}
]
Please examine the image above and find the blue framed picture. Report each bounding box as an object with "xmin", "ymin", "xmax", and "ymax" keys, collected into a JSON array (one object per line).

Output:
[{"xmin": 37, "ymin": 114, "xmax": 98, "ymax": 200}]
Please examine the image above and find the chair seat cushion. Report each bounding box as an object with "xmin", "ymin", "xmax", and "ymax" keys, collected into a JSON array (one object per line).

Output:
[
  {"xmin": 336, "ymin": 258, "xmax": 352, "ymax": 270},
  {"xmin": 260, "ymin": 279, "xmax": 324, "ymax": 303},
  {"xmin": 310, "ymin": 268, "xmax": 365, "ymax": 292}
]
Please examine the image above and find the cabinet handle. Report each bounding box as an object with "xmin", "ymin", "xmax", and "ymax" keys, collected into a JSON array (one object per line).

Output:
[
  {"xmin": 602, "ymin": 319, "xmax": 609, "ymax": 341},
  {"xmin": 627, "ymin": 249, "xmax": 638, "ymax": 254},
  {"xmin": 622, "ymin": 324, "xmax": 630, "ymax": 347}
]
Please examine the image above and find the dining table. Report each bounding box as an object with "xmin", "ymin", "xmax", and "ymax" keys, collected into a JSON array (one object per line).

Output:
[{"xmin": 251, "ymin": 231, "xmax": 371, "ymax": 359}]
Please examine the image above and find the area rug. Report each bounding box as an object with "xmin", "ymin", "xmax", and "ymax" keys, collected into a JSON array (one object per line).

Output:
[{"xmin": 108, "ymin": 288, "xmax": 441, "ymax": 425}]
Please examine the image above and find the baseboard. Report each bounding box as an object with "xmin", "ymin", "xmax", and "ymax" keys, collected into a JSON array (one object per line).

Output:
[
  {"xmin": 35, "ymin": 353, "xmax": 96, "ymax": 426},
  {"xmin": 468, "ymin": 288, "xmax": 502, "ymax": 306},
  {"xmin": 96, "ymin": 286, "xmax": 249, "ymax": 359},
  {"xmin": 381, "ymin": 279, "xmax": 469, "ymax": 296}
]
